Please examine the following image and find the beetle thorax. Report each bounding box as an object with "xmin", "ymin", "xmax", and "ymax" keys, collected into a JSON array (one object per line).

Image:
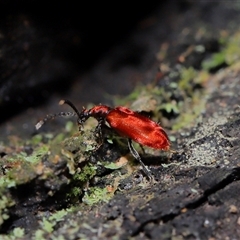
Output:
[{"xmin": 88, "ymin": 105, "xmax": 111, "ymax": 119}]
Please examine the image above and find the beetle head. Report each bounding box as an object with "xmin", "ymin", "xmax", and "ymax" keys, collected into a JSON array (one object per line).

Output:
[
  {"xmin": 75, "ymin": 106, "xmax": 90, "ymax": 130},
  {"xmin": 59, "ymin": 100, "xmax": 91, "ymax": 130}
]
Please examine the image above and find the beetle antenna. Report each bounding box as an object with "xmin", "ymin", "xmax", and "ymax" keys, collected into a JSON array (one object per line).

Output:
[
  {"xmin": 35, "ymin": 100, "xmax": 84, "ymax": 130},
  {"xmin": 35, "ymin": 112, "xmax": 76, "ymax": 130},
  {"xmin": 59, "ymin": 99, "xmax": 87, "ymax": 131},
  {"xmin": 59, "ymin": 99, "xmax": 83, "ymax": 119}
]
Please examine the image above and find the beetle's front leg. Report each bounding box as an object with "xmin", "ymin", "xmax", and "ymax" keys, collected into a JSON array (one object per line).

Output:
[
  {"xmin": 93, "ymin": 118, "xmax": 108, "ymax": 149},
  {"xmin": 94, "ymin": 118, "xmax": 104, "ymax": 140}
]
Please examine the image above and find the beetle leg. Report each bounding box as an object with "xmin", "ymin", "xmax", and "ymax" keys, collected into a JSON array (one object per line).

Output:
[
  {"xmin": 139, "ymin": 144, "xmax": 146, "ymax": 155},
  {"xmin": 127, "ymin": 139, "xmax": 153, "ymax": 181},
  {"xmin": 95, "ymin": 118, "xmax": 105, "ymax": 141}
]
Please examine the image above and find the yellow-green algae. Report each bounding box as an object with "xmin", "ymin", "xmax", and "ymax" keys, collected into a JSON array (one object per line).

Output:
[
  {"xmin": 202, "ymin": 32, "xmax": 240, "ymax": 70},
  {"xmin": 33, "ymin": 209, "xmax": 71, "ymax": 239},
  {"xmin": 112, "ymin": 31, "xmax": 240, "ymax": 133},
  {"xmin": 82, "ymin": 186, "xmax": 113, "ymax": 205}
]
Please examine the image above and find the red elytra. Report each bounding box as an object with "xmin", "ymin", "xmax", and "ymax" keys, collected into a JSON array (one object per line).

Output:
[
  {"xmin": 86, "ymin": 105, "xmax": 170, "ymax": 151},
  {"xmin": 36, "ymin": 100, "xmax": 171, "ymax": 180}
]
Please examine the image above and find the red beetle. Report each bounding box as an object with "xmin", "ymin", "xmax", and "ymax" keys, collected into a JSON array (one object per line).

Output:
[{"xmin": 36, "ymin": 100, "xmax": 171, "ymax": 179}]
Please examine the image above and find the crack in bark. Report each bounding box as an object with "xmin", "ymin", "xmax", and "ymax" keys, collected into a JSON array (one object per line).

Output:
[{"xmin": 131, "ymin": 167, "xmax": 240, "ymax": 236}]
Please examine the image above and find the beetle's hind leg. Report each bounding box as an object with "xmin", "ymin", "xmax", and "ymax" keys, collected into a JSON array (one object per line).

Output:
[
  {"xmin": 139, "ymin": 144, "xmax": 146, "ymax": 155},
  {"xmin": 127, "ymin": 139, "xmax": 153, "ymax": 182}
]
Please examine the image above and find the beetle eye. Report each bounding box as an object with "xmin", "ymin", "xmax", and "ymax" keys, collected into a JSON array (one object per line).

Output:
[{"xmin": 78, "ymin": 115, "xmax": 87, "ymax": 125}]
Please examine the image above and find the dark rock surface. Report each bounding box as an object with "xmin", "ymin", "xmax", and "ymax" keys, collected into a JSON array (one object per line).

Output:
[{"xmin": 1, "ymin": 1, "xmax": 240, "ymax": 239}]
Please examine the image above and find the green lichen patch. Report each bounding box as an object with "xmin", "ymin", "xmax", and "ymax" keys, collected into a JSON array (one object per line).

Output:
[
  {"xmin": 0, "ymin": 142, "xmax": 50, "ymax": 187},
  {"xmin": 82, "ymin": 186, "xmax": 113, "ymax": 205},
  {"xmin": 72, "ymin": 163, "xmax": 97, "ymax": 183},
  {"xmin": 0, "ymin": 132, "xmax": 71, "ymax": 229},
  {"xmin": 30, "ymin": 209, "xmax": 71, "ymax": 239},
  {"xmin": 61, "ymin": 130, "xmax": 128, "ymax": 201},
  {"xmin": 0, "ymin": 125, "xmax": 128, "ymax": 233},
  {"xmin": 111, "ymin": 43, "xmax": 218, "ymax": 135},
  {"xmin": 111, "ymin": 32, "xmax": 240, "ymax": 139},
  {"xmin": 0, "ymin": 194, "xmax": 15, "ymax": 226},
  {"xmin": 0, "ymin": 227, "xmax": 25, "ymax": 240},
  {"xmin": 62, "ymin": 130, "xmax": 98, "ymax": 165},
  {"xmin": 202, "ymin": 31, "xmax": 240, "ymax": 71}
]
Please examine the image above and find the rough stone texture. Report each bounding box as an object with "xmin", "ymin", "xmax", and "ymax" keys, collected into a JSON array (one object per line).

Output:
[{"xmin": 1, "ymin": 1, "xmax": 240, "ymax": 239}]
